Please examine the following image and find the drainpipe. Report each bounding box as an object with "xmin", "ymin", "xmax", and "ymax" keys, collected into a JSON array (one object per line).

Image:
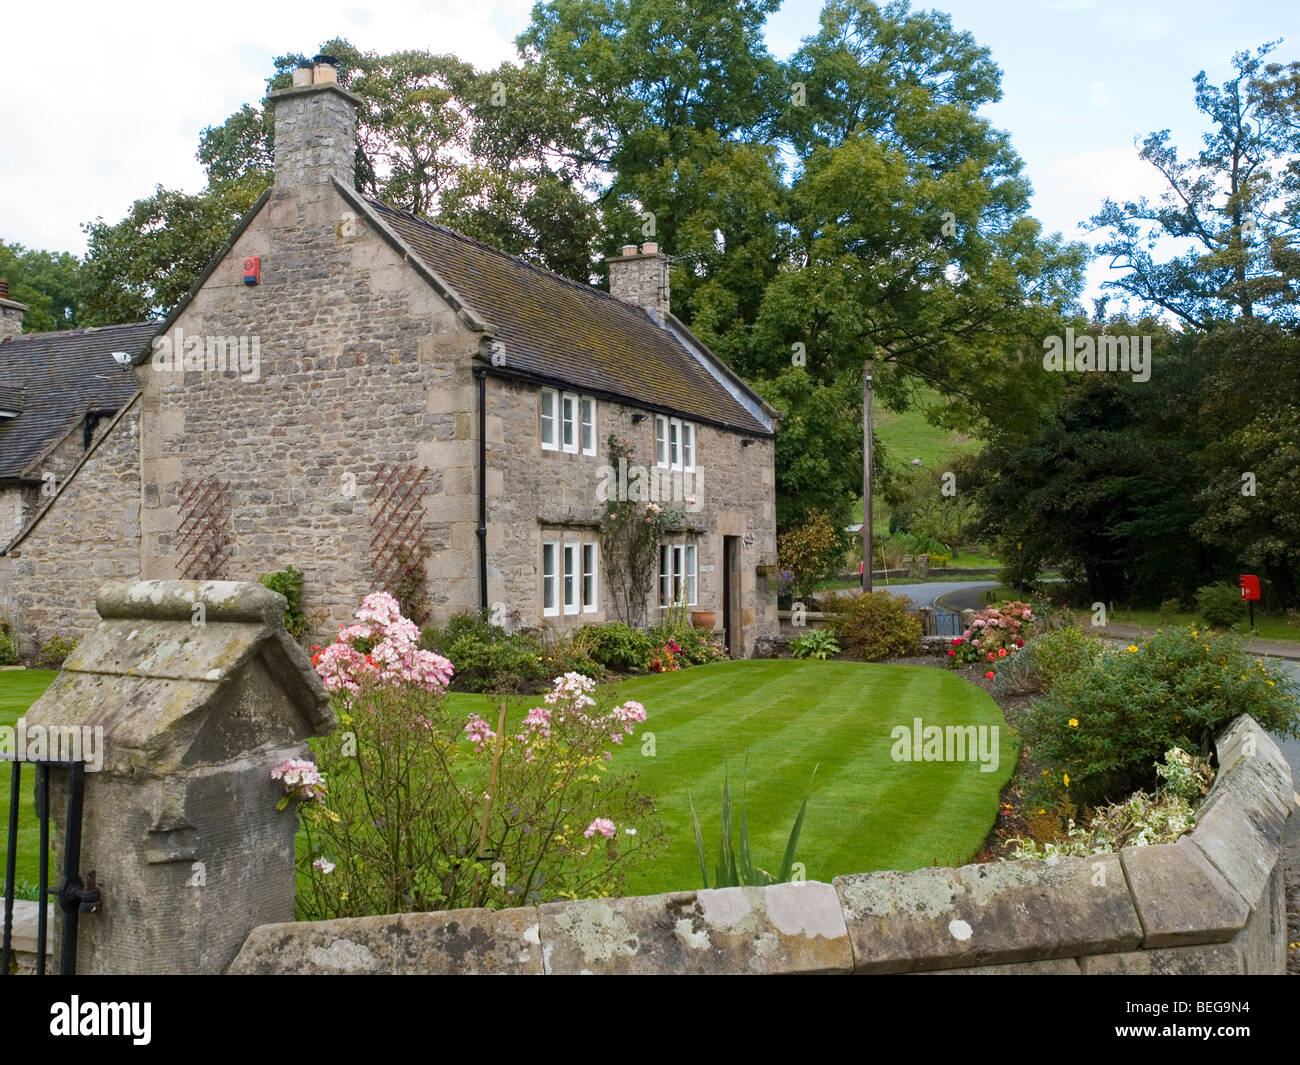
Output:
[{"xmin": 474, "ymin": 365, "xmax": 489, "ymax": 613}]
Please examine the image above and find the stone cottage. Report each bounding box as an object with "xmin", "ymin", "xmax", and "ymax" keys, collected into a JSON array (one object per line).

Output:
[
  {"xmin": 1, "ymin": 55, "xmax": 779, "ymax": 656},
  {"xmin": 0, "ymin": 288, "xmax": 150, "ymax": 543}
]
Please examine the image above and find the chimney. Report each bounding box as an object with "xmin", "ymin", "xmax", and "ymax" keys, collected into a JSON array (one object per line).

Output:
[
  {"xmin": 0, "ymin": 279, "xmax": 27, "ymax": 342},
  {"xmin": 267, "ymin": 54, "xmax": 363, "ymax": 191},
  {"xmin": 606, "ymin": 244, "xmax": 670, "ymax": 320}
]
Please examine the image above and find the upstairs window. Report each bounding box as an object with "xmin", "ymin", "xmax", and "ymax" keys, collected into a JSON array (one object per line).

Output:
[
  {"xmin": 655, "ymin": 415, "xmax": 696, "ymax": 472},
  {"xmin": 542, "ymin": 388, "xmax": 596, "ymax": 456},
  {"xmin": 541, "ymin": 389, "xmax": 558, "ymax": 451}
]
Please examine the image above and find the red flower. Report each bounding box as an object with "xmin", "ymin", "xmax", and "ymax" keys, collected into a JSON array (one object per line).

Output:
[
  {"xmin": 997, "ymin": 648, "xmax": 1007, "ymax": 657},
  {"xmin": 1015, "ymin": 639, "xmax": 1024, "ymax": 647},
  {"xmin": 985, "ymin": 671, "xmax": 995, "ymax": 679},
  {"xmin": 947, "ymin": 650, "xmax": 956, "ymax": 657},
  {"xmin": 987, "ymin": 652, "xmax": 995, "ymax": 661}
]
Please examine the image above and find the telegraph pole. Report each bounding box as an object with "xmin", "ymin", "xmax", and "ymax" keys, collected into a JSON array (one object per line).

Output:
[{"xmin": 862, "ymin": 359, "xmax": 874, "ymax": 593}]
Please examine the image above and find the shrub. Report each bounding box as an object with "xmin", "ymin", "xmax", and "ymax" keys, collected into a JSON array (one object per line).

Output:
[
  {"xmin": 1022, "ymin": 627, "xmax": 1300, "ymax": 807},
  {"xmin": 1194, "ymin": 583, "xmax": 1246, "ymax": 629},
  {"xmin": 994, "ymin": 626, "xmax": 1107, "ymax": 696},
  {"xmin": 947, "ymin": 601, "xmax": 1035, "ymax": 667},
  {"xmin": 790, "ymin": 629, "xmax": 841, "ymax": 660},
  {"xmin": 259, "ymin": 564, "xmax": 308, "ymax": 639},
  {"xmin": 293, "ymin": 594, "xmax": 663, "ymax": 917},
  {"xmin": 824, "ymin": 591, "xmax": 921, "ymax": 660},
  {"xmin": 1158, "ymin": 597, "xmax": 1183, "ymax": 625},
  {"xmin": 649, "ymin": 624, "xmax": 727, "ymax": 665},
  {"xmin": 778, "ymin": 509, "xmax": 843, "ymax": 598},
  {"xmin": 0, "ymin": 617, "xmax": 18, "ymax": 666},
  {"xmin": 420, "ymin": 614, "xmax": 600, "ymax": 693},
  {"xmin": 573, "ymin": 622, "xmax": 656, "ymax": 672},
  {"xmin": 38, "ymin": 635, "xmax": 78, "ymax": 668}
]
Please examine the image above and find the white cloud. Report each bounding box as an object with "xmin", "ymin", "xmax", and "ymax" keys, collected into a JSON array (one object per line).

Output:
[{"xmin": 0, "ymin": 0, "xmax": 532, "ymax": 253}]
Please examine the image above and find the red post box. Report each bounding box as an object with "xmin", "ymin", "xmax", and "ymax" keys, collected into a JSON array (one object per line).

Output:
[
  {"xmin": 1238, "ymin": 575, "xmax": 1260, "ymax": 600},
  {"xmin": 243, "ymin": 256, "xmax": 260, "ymax": 285}
]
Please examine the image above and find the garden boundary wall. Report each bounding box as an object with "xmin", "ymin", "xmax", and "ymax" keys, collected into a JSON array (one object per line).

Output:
[{"xmin": 229, "ymin": 714, "xmax": 1294, "ymax": 975}]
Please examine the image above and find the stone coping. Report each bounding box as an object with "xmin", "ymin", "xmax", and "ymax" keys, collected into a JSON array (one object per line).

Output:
[{"xmin": 229, "ymin": 714, "xmax": 1294, "ymax": 975}]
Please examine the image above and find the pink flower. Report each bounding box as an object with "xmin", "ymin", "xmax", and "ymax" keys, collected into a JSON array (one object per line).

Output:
[
  {"xmin": 584, "ymin": 818, "xmax": 616, "ymax": 839},
  {"xmin": 464, "ymin": 714, "xmax": 496, "ymax": 752}
]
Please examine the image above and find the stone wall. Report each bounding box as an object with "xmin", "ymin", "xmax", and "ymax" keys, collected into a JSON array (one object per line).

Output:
[
  {"xmin": 488, "ymin": 375, "xmax": 778, "ymax": 656},
  {"xmin": 137, "ymin": 181, "xmax": 482, "ymax": 636},
  {"xmin": 229, "ymin": 713, "xmax": 1294, "ymax": 975},
  {"xmin": 4, "ymin": 401, "xmax": 142, "ymax": 657}
]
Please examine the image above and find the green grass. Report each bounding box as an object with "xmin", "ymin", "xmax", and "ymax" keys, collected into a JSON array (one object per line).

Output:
[
  {"xmin": 1092, "ymin": 607, "xmax": 1300, "ymax": 644},
  {"xmin": 0, "ymin": 670, "xmax": 59, "ymax": 892},
  {"xmin": 875, "ymin": 388, "xmax": 983, "ymax": 469},
  {"xmin": 451, "ymin": 659, "xmax": 1016, "ymax": 895}
]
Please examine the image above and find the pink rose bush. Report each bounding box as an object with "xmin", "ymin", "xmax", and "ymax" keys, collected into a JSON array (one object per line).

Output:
[
  {"xmin": 290, "ymin": 594, "xmax": 662, "ymax": 921},
  {"xmin": 948, "ymin": 601, "xmax": 1035, "ymax": 667},
  {"xmin": 313, "ymin": 592, "xmax": 453, "ymax": 697}
]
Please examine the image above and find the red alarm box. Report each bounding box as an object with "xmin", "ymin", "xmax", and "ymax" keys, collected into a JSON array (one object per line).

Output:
[
  {"xmin": 243, "ymin": 256, "xmax": 260, "ymax": 285},
  {"xmin": 1239, "ymin": 574, "xmax": 1260, "ymax": 600}
]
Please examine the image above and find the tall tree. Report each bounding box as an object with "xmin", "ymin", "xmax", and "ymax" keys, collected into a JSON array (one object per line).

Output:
[
  {"xmin": 1089, "ymin": 43, "xmax": 1300, "ymax": 327},
  {"xmin": 0, "ymin": 241, "xmax": 81, "ymax": 332}
]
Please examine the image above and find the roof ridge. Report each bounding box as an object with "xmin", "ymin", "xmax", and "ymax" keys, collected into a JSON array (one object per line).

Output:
[
  {"xmin": 362, "ymin": 196, "xmax": 637, "ymax": 311},
  {"xmin": 1, "ymin": 321, "xmax": 155, "ymax": 343}
]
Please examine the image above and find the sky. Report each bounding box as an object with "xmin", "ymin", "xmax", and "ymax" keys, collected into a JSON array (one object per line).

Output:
[{"xmin": 0, "ymin": 0, "xmax": 1295, "ymax": 302}]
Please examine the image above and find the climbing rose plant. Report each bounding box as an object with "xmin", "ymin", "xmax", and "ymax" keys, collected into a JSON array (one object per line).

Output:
[{"xmin": 284, "ymin": 596, "xmax": 662, "ymax": 919}]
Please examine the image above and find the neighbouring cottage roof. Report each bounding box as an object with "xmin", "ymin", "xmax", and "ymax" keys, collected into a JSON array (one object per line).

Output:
[
  {"xmin": 0, "ymin": 322, "xmax": 154, "ymax": 482},
  {"xmin": 357, "ymin": 194, "xmax": 775, "ymax": 437}
]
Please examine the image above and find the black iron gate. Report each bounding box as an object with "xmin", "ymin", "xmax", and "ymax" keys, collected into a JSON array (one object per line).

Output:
[
  {"xmin": 932, "ymin": 610, "xmax": 962, "ymax": 638},
  {"xmin": 1, "ymin": 758, "xmax": 100, "ymax": 975}
]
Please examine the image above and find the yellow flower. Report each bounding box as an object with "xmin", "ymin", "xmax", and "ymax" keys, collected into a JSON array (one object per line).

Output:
[
  {"xmin": 1126, "ymin": 645, "xmax": 1138, "ymax": 653},
  {"xmin": 1268, "ymin": 680, "xmax": 1275, "ymax": 687},
  {"xmin": 1063, "ymin": 773, "xmax": 1070, "ymax": 787},
  {"xmin": 1191, "ymin": 630, "xmax": 1198, "ymax": 637},
  {"xmin": 1068, "ymin": 718, "xmax": 1079, "ymax": 728},
  {"xmin": 1037, "ymin": 808, "xmax": 1046, "ymax": 815}
]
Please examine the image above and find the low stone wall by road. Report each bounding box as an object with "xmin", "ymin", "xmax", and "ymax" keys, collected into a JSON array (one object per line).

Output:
[{"xmin": 229, "ymin": 714, "xmax": 1295, "ymax": 975}]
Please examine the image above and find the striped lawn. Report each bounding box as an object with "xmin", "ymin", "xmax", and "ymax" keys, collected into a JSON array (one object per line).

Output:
[{"xmin": 449, "ymin": 659, "xmax": 1016, "ymax": 896}]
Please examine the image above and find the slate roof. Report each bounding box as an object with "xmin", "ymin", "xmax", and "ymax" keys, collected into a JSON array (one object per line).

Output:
[
  {"xmin": 0, "ymin": 322, "xmax": 154, "ymax": 481},
  {"xmin": 360, "ymin": 196, "xmax": 774, "ymax": 436}
]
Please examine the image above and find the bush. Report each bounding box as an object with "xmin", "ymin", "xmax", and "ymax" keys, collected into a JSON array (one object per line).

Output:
[
  {"xmin": 38, "ymin": 635, "xmax": 78, "ymax": 668},
  {"xmin": 259, "ymin": 564, "xmax": 308, "ymax": 638},
  {"xmin": 824, "ymin": 591, "xmax": 921, "ymax": 660},
  {"xmin": 1158, "ymin": 597, "xmax": 1183, "ymax": 625},
  {"xmin": 649, "ymin": 624, "xmax": 727, "ymax": 665},
  {"xmin": 0, "ymin": 617, "xmax": 18, "ymax": 666},
  {"xmin": 573, "ymin": 622, "xmax": 657, "ymax": 672},
  {"xmin": 1022, "ymin": 627, "xmax": 1300, "ymax": 807},
  {"xmin": 420, "ymin": 614, "xmax": 601, "ymax": 693},
  {"xmin": 947, "ymin": 601, "xmax": 1035, "ymax": 667},
  {"xmin": 777, "ymin": 509, "xmax": 843, "ymax": 598},
  {"xmin": 790, "ymin": 629, "xmax": 840, "ymax": 660},
  {"xmin": 294, "ymin": 594, "xmax": 664, "ymax": 917},
  {"xmin": 1194, "ymin": 583, "xmax": 1246, "ymax": 629},
  {"xmin": 1007, "ymin": 749, "xmax": 1212, "ymax": 859},
  {"xmin": 994, "ymin": 627, "xmax": 1107, "ymax": 697}
]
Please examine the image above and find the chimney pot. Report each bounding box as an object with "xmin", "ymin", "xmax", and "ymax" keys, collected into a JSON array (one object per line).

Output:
[
  {"xmin": 641, "ymin": 242, "xmax": 659, "ymax": 255},
  {"xmin": 292, "ymin": 60, "xmax": 313, "ymax": 88},
  {"xmin": 620, "ymin": 244, "xmax": 638, "ymax": 257},
  {"xmin": 0, "ymin": 279, "xmax": 8, "ymax": 299},
  {"xmin": 313, "ymin": 54, "xmax": 339, "ymax": 84}
]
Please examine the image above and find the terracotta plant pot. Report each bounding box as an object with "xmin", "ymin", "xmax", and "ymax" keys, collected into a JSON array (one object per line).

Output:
[{"xmin": 690, "ymin": 610, "xmax": 716, "ymax": 630}]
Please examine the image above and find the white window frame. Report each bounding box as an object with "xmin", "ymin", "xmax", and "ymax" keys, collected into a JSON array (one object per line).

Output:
[
  {"xmin": 541, "ymin": 389, "xmax": 558, "ymax": 452},
  {"xmin": 655, "ymin": 415, "xmax": 695, "ymax": 472},
  {"xmin": 659, "ymin": 541, "xmax": 698, "ymax": 607},
  {"xmin": 580, "ymin": 396, "xmax": 596, "ymax": 456},
  {"xmin": 582, "ymin": 542, "xmax": 598, "ymax": 613},
  {"xmin": 563, "ymin": 541, "xmax": 580, "ymax": 614},
  {"xmin": 542, "ymin": 541, "xmax": 559, "ymax": 616},
  {"xmin": 561, "ymin": 393, "xmax": 579, "ymax": 454},
  {"xmin": 681, "ymin": 422, "xmax": 696, "ymax": 472}
]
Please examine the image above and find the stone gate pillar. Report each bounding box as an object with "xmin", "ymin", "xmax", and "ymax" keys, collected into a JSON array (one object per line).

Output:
[{"xmin": 24, "ymin": 580, "xmax": 335, "ymax": 974}]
